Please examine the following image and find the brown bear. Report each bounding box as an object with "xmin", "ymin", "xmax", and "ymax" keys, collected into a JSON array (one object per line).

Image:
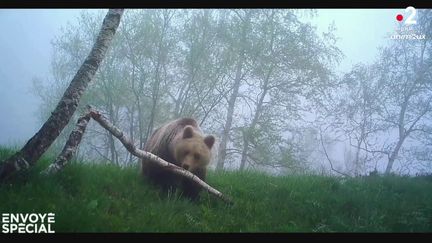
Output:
[{"xmin": 141, "ymin": 117, "xmax": 215, "ymax": 201}]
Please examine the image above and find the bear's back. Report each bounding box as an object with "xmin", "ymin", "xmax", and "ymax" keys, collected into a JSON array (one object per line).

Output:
[{"xmin": 173, "ymin": 117, "xmax": 199, "ymax": 128}]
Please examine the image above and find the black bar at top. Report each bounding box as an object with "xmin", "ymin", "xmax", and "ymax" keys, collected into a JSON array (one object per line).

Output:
[{"xmin": 1, "ymin": 0, "xmax": 432, "ymax": 9}]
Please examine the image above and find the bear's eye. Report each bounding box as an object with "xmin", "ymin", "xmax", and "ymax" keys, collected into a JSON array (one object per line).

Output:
[{"xmin": 194, "ymin": 154, "xmax": 200, "ymax": 160}]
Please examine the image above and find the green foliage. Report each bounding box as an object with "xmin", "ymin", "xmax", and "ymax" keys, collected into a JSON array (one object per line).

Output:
[
  {"xmin": 31, "ymin": 9, "xmax": 345, "ymax": 172},
  {"xmin": 1, "ymin": 148, "xmax": 431, "ymax": 232}
]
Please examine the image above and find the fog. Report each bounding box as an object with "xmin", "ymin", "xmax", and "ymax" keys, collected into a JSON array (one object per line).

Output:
[
  {"xmin": 0, "ymin": 9, "xmax": 100, "ymax": 145},
  {"xmin": 0, "ymin": 9, "xmax": 430, "ymax": 176}
]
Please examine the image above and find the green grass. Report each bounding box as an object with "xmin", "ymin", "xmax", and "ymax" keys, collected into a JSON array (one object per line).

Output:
[{"xmin": 0, "ymin": 147, "xmax": 431, "ymax": 232}]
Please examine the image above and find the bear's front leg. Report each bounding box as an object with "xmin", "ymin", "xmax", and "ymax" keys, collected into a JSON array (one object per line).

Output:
[{"xmin": 181, "ymin": 168, "xmax": 206, "ymax": 201}]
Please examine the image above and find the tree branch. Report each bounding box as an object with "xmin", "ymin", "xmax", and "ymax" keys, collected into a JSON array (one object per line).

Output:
[
  {"xmin": 406, "ymin": 97, "xmax": 432, "ymax": 134},
  {"xmin": 319, "ymin": 128, "xmax": 351, "ymax": 177}
]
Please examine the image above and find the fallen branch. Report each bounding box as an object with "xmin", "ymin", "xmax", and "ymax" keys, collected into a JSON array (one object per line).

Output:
[{"xmin": 44, "ymin": 106, "xmax": 233, "ymax": 204}]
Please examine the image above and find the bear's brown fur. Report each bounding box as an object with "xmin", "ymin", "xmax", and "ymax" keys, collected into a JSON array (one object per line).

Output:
[{"xmin": 141, "ymin": 118, "xmax": 215, "ymax": 200}]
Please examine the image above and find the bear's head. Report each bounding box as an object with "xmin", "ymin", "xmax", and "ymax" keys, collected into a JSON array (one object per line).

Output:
[{"xmin": 174, "ymin": 125, "xmax": 215, "ymax": 173}]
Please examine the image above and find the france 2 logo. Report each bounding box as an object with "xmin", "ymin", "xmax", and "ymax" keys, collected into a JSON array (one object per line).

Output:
[{"xmin": 396, "ymin": 6, "xmax": 417, "ymax": 25}]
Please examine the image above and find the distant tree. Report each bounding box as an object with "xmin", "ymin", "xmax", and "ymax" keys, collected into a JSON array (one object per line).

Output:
[
  {"xmin": 170, "ymin": 10, "xmax": 230, "ymax": 127},
  {"xmin": 377, "ymin": 38, "xmax": 432, "ymax": 174},
  {"xmin": 322, "ymin": 9, "xmax": 432, "ymax": 175},
  {"xmin": 236, "ymin": 10, "xmax": 341, "ymax": 171},
  {"xmin": 323, "ymin": 64, "xmax": 385, "ymax": 175},
  {"xmin": 215, "ymin": 10, "xmax": 257, "ymax": 171}
]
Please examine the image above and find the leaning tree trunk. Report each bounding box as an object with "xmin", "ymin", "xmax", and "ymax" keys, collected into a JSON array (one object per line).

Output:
[
  {"xmin": 0, "ymin": 9, "xmax": 124, "ymax": 182},
  {"xmin": 385, "ymin": 137, "xmax": 405, "ymax": 174}
]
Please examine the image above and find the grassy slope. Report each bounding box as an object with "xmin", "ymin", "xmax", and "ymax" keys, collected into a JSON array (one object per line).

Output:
[{"xmin": 0, "ymin": 148, "xmax": 431, "ymax": 232}]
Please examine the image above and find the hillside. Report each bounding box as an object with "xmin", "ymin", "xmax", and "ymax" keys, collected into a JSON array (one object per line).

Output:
[{"xmin": 0, "ymin": 148, "xmax": 431, "ymax": 232}]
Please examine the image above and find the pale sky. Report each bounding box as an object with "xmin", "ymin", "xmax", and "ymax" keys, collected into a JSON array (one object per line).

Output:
[
  {"xmin": 0, "ymin": 9, "xmax": 102, "ymax": 146},
  {"xmin": 310, "ymin": 9, "xmax": 399, "ymax": 72},
  {"xmin": 0, "ymin": 9, "xmax": 404, "ymax": 146}
]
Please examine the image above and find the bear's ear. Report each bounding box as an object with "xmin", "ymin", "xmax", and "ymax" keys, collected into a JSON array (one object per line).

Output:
[
  {"xmin": 204, "ymin": 135, "xmax": 215, "ymax": 149},
  {"xmin": 182, "ymin": 126, "xmax": 194, "ymax": 139}
]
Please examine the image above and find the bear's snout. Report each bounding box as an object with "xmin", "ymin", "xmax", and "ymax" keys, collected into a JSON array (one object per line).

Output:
[{"xmin": 182, "ymin": 164, "xmax": 190, "ymax": 170}]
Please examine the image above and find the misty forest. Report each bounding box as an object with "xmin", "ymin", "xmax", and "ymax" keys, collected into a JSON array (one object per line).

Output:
[{"xmin": 1, "ymin": 9, "xmax": 432, "ymax": 232}]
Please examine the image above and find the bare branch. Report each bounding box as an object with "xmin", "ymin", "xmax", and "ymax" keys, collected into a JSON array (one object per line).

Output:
[
  {"xmin": 88, "ymin": 142, "xmax": 116, "ymax": 164},
  {"xmin": 348, "ymin": 139, "xmax": 390, "ymax": 156},
  {"xmin": 319, "ymin": 128, "xmax": 351, "ymax": 177},
  {"xmin": 406, "ymin": 97, "xmax": 432, "ymax": 134}
]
